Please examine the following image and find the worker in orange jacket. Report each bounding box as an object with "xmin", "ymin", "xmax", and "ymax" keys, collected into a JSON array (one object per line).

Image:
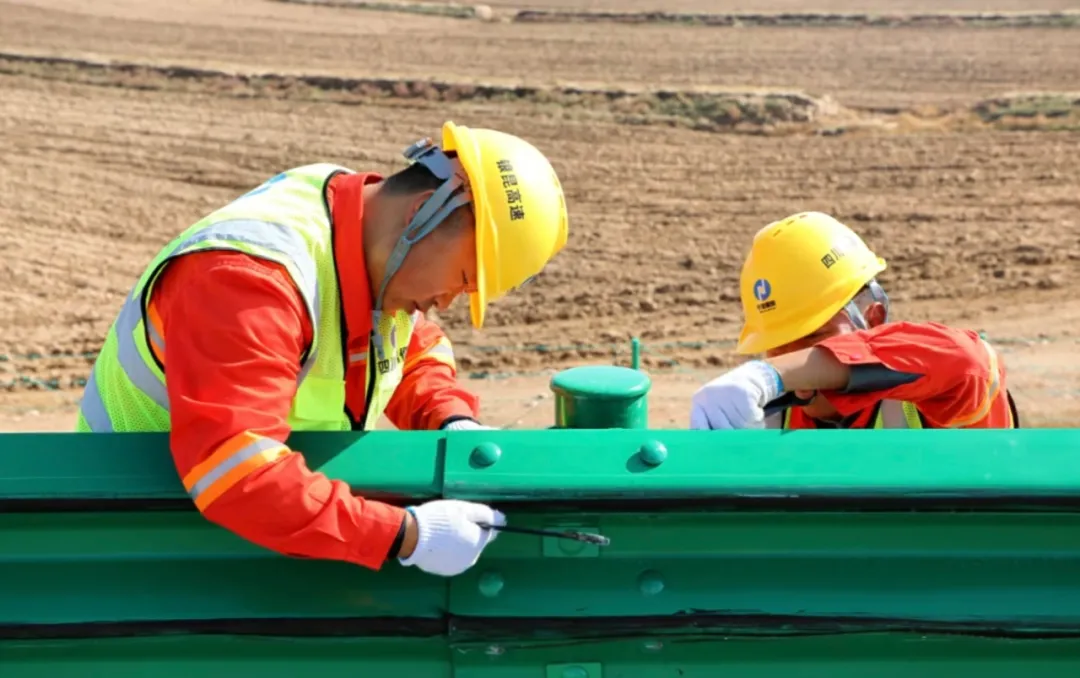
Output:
[
  {"xmin": 77, "ymin": 122, "xmax": 570, "ymax": 577},
  {"xmin": 690, "ymin": 211, "xmax": 1019, "ymax": 430}
]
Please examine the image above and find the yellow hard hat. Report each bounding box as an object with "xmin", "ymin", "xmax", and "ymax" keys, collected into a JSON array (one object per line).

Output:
[
  {"xmin": 441, "ymin": 121, "xmax": 569, "ymax": 329},
  {"xmin": 736, "ymin": 211, "xmax": 887, "ymax": 354}
]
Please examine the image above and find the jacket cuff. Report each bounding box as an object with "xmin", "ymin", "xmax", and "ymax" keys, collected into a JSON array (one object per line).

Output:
[
  {"xmin": 348, "ymin": 501, "xmax": 409, "ymax": 571},
  {"xmin": 440, "ymin": 415, "xmax": 482, "ymax": 429}
]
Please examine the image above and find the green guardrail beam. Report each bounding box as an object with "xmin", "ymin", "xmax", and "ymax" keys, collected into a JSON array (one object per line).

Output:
[
  {"xmin": 0, "ymin": 511, "xmax": 444, "ymax": 626},
  {"xmin": 4, "ymin": 429, "xmax": 1080, "ymax": 502},
  {"xmin": 0, "ymin": 431, "xmax": 443, "ymax": 501},
  {"xmin": 3, "ymin": 412, "xmax": 1080, "ymax": 675},
  {"xmin": 4, "ymin": 508, "xmax": 1080, "ymax": 629}
]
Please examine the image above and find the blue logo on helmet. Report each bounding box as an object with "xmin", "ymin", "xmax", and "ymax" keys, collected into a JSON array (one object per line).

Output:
[{"xmin": 753, "ymin": 278, "xmax": 772, "ymax": 302}]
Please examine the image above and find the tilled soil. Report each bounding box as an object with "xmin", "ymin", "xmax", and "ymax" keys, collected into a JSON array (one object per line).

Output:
[
  {"xmin": 3, "ymin": 0, "xmax": 1080, "ymax": 107},
  {"xmin": 1, "ymin": 0, "xmax": 1078, "ymax": 427}
]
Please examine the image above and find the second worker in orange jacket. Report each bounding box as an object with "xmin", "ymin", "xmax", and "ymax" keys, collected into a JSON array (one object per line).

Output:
[{"xmin": 689, "ymin": 211, "xmax": 1019, "ymax": 431}]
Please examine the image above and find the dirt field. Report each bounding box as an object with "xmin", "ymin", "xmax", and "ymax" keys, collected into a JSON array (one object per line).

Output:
[
  {"xmin": 4, "ymin": 0, "xmax": 1080, "ymax": 107},
  {"xmin": 1, "ymin": 0, "xmax": 1078, "ymax": 430}
]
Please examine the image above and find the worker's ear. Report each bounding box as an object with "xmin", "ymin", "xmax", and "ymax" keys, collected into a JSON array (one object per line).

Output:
[
  {"xmin": 404, "ymin": 189, "xmax": 438, "ymax": 230},
  {"xmin": 430, "ymin": 204, "xmax": 474, "ymax": 248},
  {"xmin": 864, "ymin": 302, "xmax": 888, "ymax": 328}
]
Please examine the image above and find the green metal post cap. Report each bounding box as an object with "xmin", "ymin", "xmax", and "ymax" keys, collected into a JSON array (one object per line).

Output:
[
  {"xmin": 550, "ymin": 365, "xmax": 651, "ymax": 429},
  {"xmin": 471, "ymin": 442, "xmax": 501, "ymax": 468}
]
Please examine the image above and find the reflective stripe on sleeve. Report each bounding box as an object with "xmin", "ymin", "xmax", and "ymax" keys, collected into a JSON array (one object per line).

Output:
[
  {"xmin": 944, "ymin": 338, "xmax": 1002, "ymax": 428},
  {"xmin": 403, "ymin": 336, "xmax": 455, "ymax": 372},
  {"xmin": 182, "ymin": 432, "xmax": 290, "ymax": 511}
]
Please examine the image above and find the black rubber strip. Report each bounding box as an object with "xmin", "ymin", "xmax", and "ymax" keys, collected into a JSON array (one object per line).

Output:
[
  {"xmin": 5, "ymin": 494, "xmax": 1080, "ymax": 514},
  {"xmin": 5, "ymin": 613, "xmax": 1080, "ymax": 642}
]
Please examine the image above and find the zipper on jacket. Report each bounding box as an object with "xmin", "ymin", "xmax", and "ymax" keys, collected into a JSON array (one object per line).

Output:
[{"xmin": 360, "ymin": 336, "xmax": 375, "ymax": 428}]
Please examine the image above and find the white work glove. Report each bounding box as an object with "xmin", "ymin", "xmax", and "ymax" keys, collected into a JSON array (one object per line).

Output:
[
  {"xmin": 689, "ymin": 360, "xmax": 785, "ymax": 430},
  {"xmin": 398, "ymin": 499, "xmax": 505, "ymax": 577},
  {"xmin": 443, "ymin": 419, "xmax": 497, "ymax": 431}
]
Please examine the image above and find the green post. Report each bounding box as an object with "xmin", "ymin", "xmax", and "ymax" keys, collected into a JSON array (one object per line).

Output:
[
  {"xmin": 630, "ymin": 337, "xmax": 641, "ymax": 370},
  {"xmin": 549, "ymin": 365, "xmax": 651, "ymax": 429}
]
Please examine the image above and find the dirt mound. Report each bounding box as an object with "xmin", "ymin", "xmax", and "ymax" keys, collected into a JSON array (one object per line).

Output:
[
  {"xmin": 0, "ymin": 52, "xmax": 836, "ymax": 133},
  {"xmin": 267, "ymin": 0, "xmax": 1080, "ymax": 28},
  {"xmin": 5, "ymin": 53, "xmax": 1079, "ymax": 137},
  {"xmin": 269, "ymin": 0, "xmax": 479, "ymax": 18},
  {"xmin": 512, "ymin": 10, "xmax": 1080, "ymax": 28}
]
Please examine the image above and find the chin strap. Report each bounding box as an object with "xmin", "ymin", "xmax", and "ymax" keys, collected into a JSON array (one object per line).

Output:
[{"xmin": 374, "ymin": 138, "xmax": 473, "ymax": 311}]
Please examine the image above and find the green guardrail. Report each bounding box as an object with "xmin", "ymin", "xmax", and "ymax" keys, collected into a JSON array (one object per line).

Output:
[{"xmin": 2, "ymin": 365, "xmax": 1080, "ymax": 676}]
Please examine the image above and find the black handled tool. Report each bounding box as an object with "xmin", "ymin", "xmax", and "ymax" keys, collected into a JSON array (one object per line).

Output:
[
  {"xmin": 477, "ymin": 522, "xmax": 611, "ymax": 546},
  {"xmin": 763, "ymin": 391, "xmax": 814, "ymax": 417}
]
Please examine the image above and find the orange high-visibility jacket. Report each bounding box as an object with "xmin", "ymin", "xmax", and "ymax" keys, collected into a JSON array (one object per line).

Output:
[
  {"xmin": 149, "ymin": 172, "xmax": 479, "ymax": 569},
  {"xmin": 787, "ymin": 321, "xmax": 1016, "ymax": 429}
]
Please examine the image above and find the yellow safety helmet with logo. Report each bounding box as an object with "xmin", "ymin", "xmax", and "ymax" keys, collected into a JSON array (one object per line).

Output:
[
  {"xmin": 386, "ymin": 121, "xmax": 569, "ymax": 329},
  {"xmin": 442, "ymin": 122, "xmax": 569, "ymax": 329},
  {"xmin": 736, "ymin": 211, "xmax": 887, "ymax": 355}
]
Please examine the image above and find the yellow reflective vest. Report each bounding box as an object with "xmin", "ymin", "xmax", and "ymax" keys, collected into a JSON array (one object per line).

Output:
[{"xmin": 77, "ymin": 163, "xmax": 418, "ymax": 435}]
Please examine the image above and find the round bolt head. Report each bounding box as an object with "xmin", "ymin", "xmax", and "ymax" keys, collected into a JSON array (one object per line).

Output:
[
  {"xmin": 471, "ymin": 442, "xmax": 502, "ymax": 467},
  {"xmin": 638, "ymin": 569, "xmax": 665, "ymax": 597},
  {"xmin": 639, "ymin": 440, "xmax": 668, "ymax": 466},
  {"xmin": 478, "ymin": 570, "xmax": 504, "ymax": 597}
]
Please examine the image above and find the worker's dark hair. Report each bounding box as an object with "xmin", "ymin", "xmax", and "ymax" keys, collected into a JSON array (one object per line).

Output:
[
  {"xmin": 382, "ymin": 151, "xmax": 459, "ymax": 197},
  {"xmin": 380, "ymin": 153, "xmax": 471, "ymax": 233}
]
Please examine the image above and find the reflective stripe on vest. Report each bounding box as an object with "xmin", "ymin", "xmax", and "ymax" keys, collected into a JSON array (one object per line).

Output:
[
  {"xmin": 764, "ymin": 399, "xmax": 922, "ymax": 430},
  {"xmin": 78, "ymin": 219, "xmax": 323, "ymax": 433},
  {"xmin": 149, "ymin": 218, "xmax": 324, "ymax": 389},
  {"xmin": 78, "ymin": 164, "xmax": 424, "ymax": 449},
  {"xmin": 77, "ymin": 164, "xmax": 345, "ymax": 436},
  {"xmin": 78, "ymin": 290, "xmax": 171, "ymax": 433},
  {"xmin": 79, "ymin": 362, "xmax": 112, "ymax": 432}
]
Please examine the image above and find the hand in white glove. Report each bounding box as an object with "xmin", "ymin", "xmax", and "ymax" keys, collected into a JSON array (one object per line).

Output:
[
  {"xmin": 689, "ymin": 360, "xmax": 785, "ymax": 430},
  {"xmin": 398, "ymin": 499, "xmax": 505, "ymax": 577},
  {"xmin": 442, "ymin": 419, "xmax": 498, "ymax": 431}
]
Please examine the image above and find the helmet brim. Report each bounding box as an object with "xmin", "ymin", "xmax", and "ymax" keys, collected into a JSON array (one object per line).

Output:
[
  {"xmin": 736, "ymin": 257, "xmax": 887, "ymax": 354},
  {"xmin": 441, "ymin": 120, "xmax": 493, "ymax": 329}
]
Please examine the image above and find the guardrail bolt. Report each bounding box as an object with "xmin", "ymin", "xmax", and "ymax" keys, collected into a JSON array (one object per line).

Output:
[
  {"xmin": 638, "ymin": 440, "xmax": 668, "ymax": 466},
  {"xmin": 478, "ymin": 571, "xmax": 504, "ymax": 598},
  {"xmin": 638, "ymin": 569, "xmax": 665, "ymax": 597},
  {"xmin": 471, "ymin": 442, "xmax": 502, "ymax": 467}
]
